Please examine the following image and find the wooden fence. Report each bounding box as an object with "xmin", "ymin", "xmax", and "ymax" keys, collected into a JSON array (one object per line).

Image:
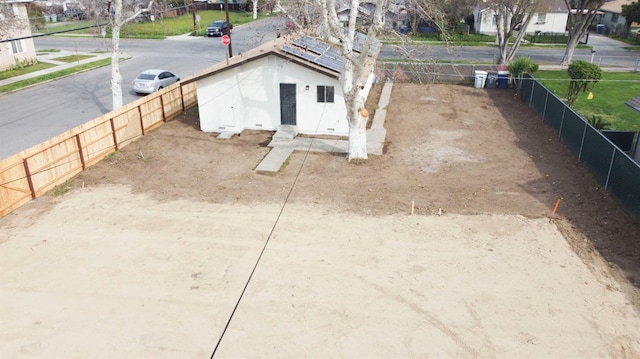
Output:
[{"xmin": 0, "ymin": 81, "xmax": 197, "ymax": 218}]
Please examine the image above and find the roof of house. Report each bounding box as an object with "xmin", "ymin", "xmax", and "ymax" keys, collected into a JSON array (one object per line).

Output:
[
  {"xmin": 547, "ymin": 0, "xmax": 570, "ymax": 12},
  {"xmin": 600, "ymin": 0, "xmax": 634, "ymax": 13},
  {"xmin": 478, "ymin": 0, "xmax": 569, "ymax": 13},
  {"xmin": 184, "ymin": 33, "xmax": 380, "ymax": 85}
]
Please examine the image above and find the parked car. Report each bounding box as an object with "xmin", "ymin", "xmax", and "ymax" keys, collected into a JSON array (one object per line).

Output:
[
  {"xmin": 132, "ymin": 69, "xmax": 180, "ymax": 95},
  {"xmin": 206, "ymin": 20, "xmax": 232, "ymax": 37},
  {"xmin": 64, "ymin": 8, "xmax": 85, "ymax": 20}
]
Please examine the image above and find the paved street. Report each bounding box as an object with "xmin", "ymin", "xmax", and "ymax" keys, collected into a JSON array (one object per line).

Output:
[{"xmin": 0, "ymin": 25, "xmax": 637, "ymax": 160}]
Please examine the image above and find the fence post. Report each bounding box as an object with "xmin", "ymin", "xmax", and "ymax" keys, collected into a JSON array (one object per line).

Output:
[
  {"xmin": 558, "ymin": 104, "xmax": 566, "ymax": 138},
  {"xmin": 139, "ymin": 106, "xmax": 145, "ymax": 136},
  {"xmin": 542, "ymin": 89, "xmax": 549, "ymax": 121},
  {"xmin": 635, "ymin": 57, "xmax": 639, "ymax": 72},
  {"xmin": 578, "ymin": 123, "xmax": 587, "ymax": 161},
  {"xmin": 604, "ymin": 149, "xmax": 616, "ymax": 190},
  {"xmin": 75, "ymin": 135, "xmax": 86, "ymax": 170},
  {"xmin": 160, "ymin": 94, "xmax": 166, "ymax": 122},
  {"xmin": 23, "ymin": 159, "xmax": 36, "ymax": 200},
  {"xmin": 110, "ymin": 118, "xmax": 119, "ymax": 150},
  {"xmin": 180, "ymin": 85, "xmax": 185, "ymax": 112},
  {"xmin": 528, "ymin": 76, "xmax": 534, "ymax": 106}
]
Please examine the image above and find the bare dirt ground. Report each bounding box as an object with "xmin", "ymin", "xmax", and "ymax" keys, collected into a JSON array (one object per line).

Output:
[{"xmin": 2, "ymin": 83, "xmax": 640, "ymax": 357}]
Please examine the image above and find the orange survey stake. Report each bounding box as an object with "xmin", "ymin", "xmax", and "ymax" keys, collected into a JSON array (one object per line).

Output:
[{"xmin": 551, "ymin": 198, "xmax": 561, "ymax": 217}]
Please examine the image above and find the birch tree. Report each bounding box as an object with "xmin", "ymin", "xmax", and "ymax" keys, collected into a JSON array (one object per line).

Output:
[
  {"xmin": 318, "ymin": 0, "xmax": 392, "ymax": 161},
  {"xmin": 489, "ymin": 0, "xmax": 551, "ymax": 65},
  {"xmin": 276, "ymin": 0, "xmax": 390, "ymax": 161},
  {"xmin": 561, "ymin": 0, "xmax": 605, "ymax": 65},
  {"xmin": 107, "ymin": 0, "xmax": 155, "ymax": 110}
]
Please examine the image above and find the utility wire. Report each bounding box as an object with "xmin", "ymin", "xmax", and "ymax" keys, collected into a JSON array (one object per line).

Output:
[
  {"xmin": 0, "ymin": 23, "xmax": 109, "ymax": 43},
  {"xmin": 209, "ymin": 101, "xmax": 330, "ymax": 358}
]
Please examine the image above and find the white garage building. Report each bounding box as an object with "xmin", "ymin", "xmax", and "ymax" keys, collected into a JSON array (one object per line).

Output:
[{"xmin": 188, "ymin": 34, "xmax": 378, "ymax": 137}]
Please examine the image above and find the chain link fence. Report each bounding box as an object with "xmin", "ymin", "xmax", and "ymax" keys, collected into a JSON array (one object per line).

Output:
[{"xmin": 519, "ymin": 73, "xmax": 640, "ymax": 222}]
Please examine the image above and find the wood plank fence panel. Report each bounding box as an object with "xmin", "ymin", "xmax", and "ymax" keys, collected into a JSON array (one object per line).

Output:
[
  {"xmin": 79, "ymin": 119, "xmax": 118, "ymax": 166},
  {"xmin": 26, "ymin": 136, "xmax": 84, "ymax": 198},
  {"xmin": 112, "ymin": 108, "xmax": 144, "ymax": 150},
  {"xmin": 0, "ymin": 155, "xmax": 32, "ymax": 217},
  {"xmin": 0, "ymin": 82, "xmax": 199, "ymax": 218},
  {"xmin": 140, "ymin": 95, "xmax": 165, "ymax": 132}
]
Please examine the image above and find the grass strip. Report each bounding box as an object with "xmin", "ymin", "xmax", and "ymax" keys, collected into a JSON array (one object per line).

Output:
[
  {"xmin": 51, "ymin": 55, "xmax": 95, "ymax": 62},
  {"xmin": 0, "ymin": 58, "xmax": 112, "ymax": 93},
  {"xmin": 0, "ymin": 62, "xmax": 57, "ymax": 80}
]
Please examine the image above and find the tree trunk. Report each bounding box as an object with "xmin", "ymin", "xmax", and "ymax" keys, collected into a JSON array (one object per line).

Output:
[
  {"xmin": 562, "ymin": 32, "xmax": 582, "ymax": 65},
  {"xmin": 110, "ymin": 0, "xmax": 124, "ymax": 112},
  {"xmin": 347, "ymin": 108, "xmax": 368, "ymax": 161},
  {"xmin": 252, "ymin": 0, "xmax": 257, "ymax": 19}
]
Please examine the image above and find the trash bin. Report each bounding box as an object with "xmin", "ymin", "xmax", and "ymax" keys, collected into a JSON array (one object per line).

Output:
[
  {"xmin": 399, "ymin": 25, "xmax": 408, "ymax": 34},
  {"xmin": 474, "ymin": 70, "xmax": 488, "ymax": 89},
  {"xmin": 486, "ymin": 72, "xmax": 498, "ymax": 89},
  {"xmin": 497, "ymin": 70, "xmax": 509, "ymax": 89},
  {"xmin": 597, "ymin": 24, "xmax": 605, "ymax": 34}
]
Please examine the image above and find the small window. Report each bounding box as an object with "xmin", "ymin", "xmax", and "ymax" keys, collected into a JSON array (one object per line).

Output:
[
  {"xmin": 537, "ymin": 13, "xmax": 546, "ymax": 24},
  {"xmin": 10, "ymin": 40, "xmax": 24, "ymax": 54},
  {"xmin": 317, "ymin": 85, "xmax": 334, "ymax": 103},
  {"xmin": 611, "ymin": 13, "xmax": 619, "ymax": 22}
]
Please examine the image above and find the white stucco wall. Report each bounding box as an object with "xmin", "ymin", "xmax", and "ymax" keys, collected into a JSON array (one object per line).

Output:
[
  {"xmin": 475, "ymin": 8, "xmax": 567, "ymax": 35},
  {"xmin": 196, "ymin": 55, "xmax": 349, "ymax": 136},
  {"xmin": 0, "ymin": 2, "xmax": 37, "ymax": 71}
]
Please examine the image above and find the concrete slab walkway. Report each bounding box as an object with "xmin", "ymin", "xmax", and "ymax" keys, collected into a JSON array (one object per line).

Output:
[{"xmin": 255, "ymin": 81, "xmax": 394, "ymax": 174}]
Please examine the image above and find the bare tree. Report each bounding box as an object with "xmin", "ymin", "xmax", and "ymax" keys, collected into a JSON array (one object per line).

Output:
[
  {"xmin": 280, "ymin": 0, "xmax": 391, "ymax": 161},
  {"xmin": 0, "ymin": 1, "xmax": 27, "ymax": 39},
  {"xmin": 405, "ymin": 0, "xmax": 448, "ymax": 36},
  {"xmin": 107, "ymin": 0, "xmax": 155, "ymax": 110},
  {"xmin": 488, "ymin": 0, "xmax": 552, "ymax": 65},
  {"xmin": 562, "ymin": 0, "xmax": 605, "ymax": 65}
]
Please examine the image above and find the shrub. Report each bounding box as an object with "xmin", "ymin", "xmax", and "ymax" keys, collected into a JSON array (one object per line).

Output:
[
  {"xmin": 567, "ymin": 60, "xmax": 602, "ymax": 106},
  {"xmin": 509, "ymin": 56, "xmax": 539, "ymax": 78}
]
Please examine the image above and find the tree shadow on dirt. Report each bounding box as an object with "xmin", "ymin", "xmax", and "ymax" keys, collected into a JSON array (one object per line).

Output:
[{"xmin": 483, "ymin": 86, "xmax": 640, "ymax": 309}]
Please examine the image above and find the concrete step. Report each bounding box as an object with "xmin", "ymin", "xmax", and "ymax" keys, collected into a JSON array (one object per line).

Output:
[{"xmin": 272, "ymin": 125, "xmax": 298, "ymax": 140}]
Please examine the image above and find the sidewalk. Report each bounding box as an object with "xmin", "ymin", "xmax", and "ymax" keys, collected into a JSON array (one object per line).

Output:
[{"xmin": 0, "ymin": 49, "xmax": 115, "ymax": 88}]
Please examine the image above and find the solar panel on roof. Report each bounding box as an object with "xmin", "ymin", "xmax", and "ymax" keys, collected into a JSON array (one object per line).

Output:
[
  {"xmin": 284, "ymin": 34, "xmax": 375, "ymax": 73},
  {"xmin": 282, "ymin": 45, "xmax": 320, "ymax": 63},
  {"xmin": 315, "ymin": 56, "xmax": 344, "ymax": 72}
]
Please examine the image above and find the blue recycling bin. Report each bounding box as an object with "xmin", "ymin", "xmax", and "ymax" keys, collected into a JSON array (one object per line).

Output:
[{"xmin": 497, "ymin": 71, "xmax": 509, "ymax": 89}]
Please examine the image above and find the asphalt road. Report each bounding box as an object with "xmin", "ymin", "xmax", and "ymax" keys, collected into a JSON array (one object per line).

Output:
[
  {"xmin": 0, "ymin": 17, "xmax": 287, "ymax": 160},
  {"xmin": 0, "ymin": 23, "xmax": 637, "ymax": 160}
]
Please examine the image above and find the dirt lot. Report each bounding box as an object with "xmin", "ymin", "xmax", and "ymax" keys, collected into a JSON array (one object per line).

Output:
[{"xmin": 2, "ymin": 83, "xmax": 640, "ymax": 357}]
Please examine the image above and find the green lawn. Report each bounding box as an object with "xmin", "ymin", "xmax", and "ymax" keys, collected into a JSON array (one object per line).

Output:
[
  {"xmin": 51, "ymin": 55, "xmax": 95, "ymax": 63},
  {"xmin": 0, "ymin": 62, "xmax": 56, "ymax": 80},
  {"xmin": 534, "ymin": 70, "xmax": 640, "ymax": 131},
  {"xmin": 41, "ymin": 11, "xmax": 268, "ymax": 39},
  {"xmin": 0, "ymin": 58, "xmax": 113, "ymax": 93}
]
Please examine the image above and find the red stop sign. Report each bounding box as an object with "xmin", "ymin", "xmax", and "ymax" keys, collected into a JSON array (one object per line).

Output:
[{"xmin": 221, "ymin": 35, "xmax": 230, "ymax": 45}]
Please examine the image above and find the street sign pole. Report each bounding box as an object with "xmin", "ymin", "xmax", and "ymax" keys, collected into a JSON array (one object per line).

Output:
[{"xmin": 224, "ymin": 0, "xmax": 232, "ymax": 58}]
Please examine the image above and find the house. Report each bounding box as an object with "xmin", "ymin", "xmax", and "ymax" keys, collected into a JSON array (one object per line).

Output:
[
  {"xmin": 474, "ymin": 0, "xmax": 569, "ymax": 35},
  {"xmin": 1, "ymin": 0, "xmax": 37, "ymax": 71},
  {"xmin": 189, "ymin": 33, "xmax": 379, "ymax": 137},
  {"xmin": 598, "ymin": 0, "xmax": 636, "ymax": 35},
  {"xmin": 334, "ymin": 0, "xmax": 406, "ymax": 31}
]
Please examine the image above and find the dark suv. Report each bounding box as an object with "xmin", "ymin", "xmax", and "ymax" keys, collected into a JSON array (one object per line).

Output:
[{"xmin": 206, "ymin": 20, "xmax": 232, "ymax": 37}]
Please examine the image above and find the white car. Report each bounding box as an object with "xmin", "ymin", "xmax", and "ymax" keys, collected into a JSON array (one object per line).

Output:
[{"xmin": 132, "ymin": 69, "xmax": 180, "ymax": 95}]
